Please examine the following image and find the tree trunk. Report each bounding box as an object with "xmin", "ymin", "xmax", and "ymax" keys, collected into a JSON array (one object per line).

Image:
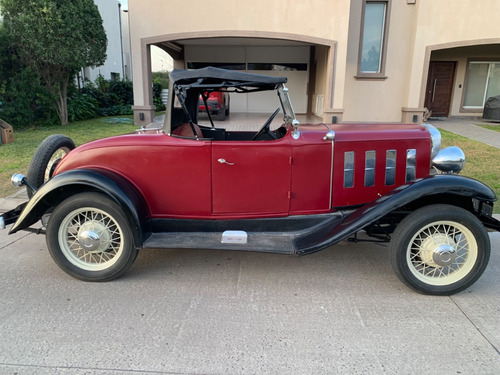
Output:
[{"xmin": 55, "ymin": 77, "xmax": 69, "ymax": 126}]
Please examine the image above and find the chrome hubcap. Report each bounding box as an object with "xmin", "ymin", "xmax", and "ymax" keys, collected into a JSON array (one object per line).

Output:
[
  {"xmin": 76, "ymin": 221, "xmax": 111, "ymax": 254},
  {"xmin": 78, "ymin": 230, "xmax": 101, "ymax": 252},
  {"xmin": 432, "ymin": 244, "xmax": 457, "ymax": 267},
  {"xmin": 419, "ymin": 233, "xmax": 457, "ymax": 268}
]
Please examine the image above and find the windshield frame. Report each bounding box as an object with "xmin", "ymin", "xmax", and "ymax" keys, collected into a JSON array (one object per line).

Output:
[{"xmin": 277, "ymin": 84, "xmax": 299, "ymax": 128}]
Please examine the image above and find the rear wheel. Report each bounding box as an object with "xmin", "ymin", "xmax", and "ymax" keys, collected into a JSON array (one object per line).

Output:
[
  {"xmin": 389, "ymin": 204, "xmax": 490, "ymax": 295},
  {"xmin": 27, "ymin": 134, "xmax": 75, "ymax": 197},
  {"xmin": 46, "ymin": 192, "xmax": 138, "ymax": 281}
]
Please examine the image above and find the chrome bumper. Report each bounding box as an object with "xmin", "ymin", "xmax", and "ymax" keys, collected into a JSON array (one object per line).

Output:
[{"xmin": 0, "ymin": 202, "xmax": 27, "ymax": 231}]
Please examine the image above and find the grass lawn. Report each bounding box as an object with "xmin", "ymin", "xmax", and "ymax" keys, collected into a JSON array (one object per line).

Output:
[
  {"xmin": 1, "ymin": 120, "xmax": 499, "ymax": 213},
  {"xmin": 0, "ymin": 117, "xmax": 138, "ymax": 197},
  {"xmin": 439, "ymin": 129, "xmax": 500, "ymax": 213},
  {"xmin": 477, "ymin": 124, "xmax": 500, "ymax": 133}
]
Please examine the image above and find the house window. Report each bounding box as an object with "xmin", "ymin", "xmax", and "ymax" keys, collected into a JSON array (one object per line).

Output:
[
  {"xmin": 186, "ymin": 62, "xmax": 246, "ymax": 70},
  {"xmin": 463, "ymin": 61, "xmax": 500, "ymax": 109},
  {"xmin": 358, "ymin": 0, "xmax": 390, "ymax": 78},
  {"xmin": 247, "ymin": 63, "xmax": 307, "ymax": 71}
]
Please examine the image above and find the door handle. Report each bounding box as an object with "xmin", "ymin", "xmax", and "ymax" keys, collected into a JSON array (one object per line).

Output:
[
  {"xmin": 432, "ymin": 79, "xmax": 437, "ymax": 102},
  {"xmin": 218, "ymin": 158, "xmax": 234, "ymax": 165}
]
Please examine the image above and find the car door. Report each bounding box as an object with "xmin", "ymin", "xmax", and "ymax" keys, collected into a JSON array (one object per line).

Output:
[{"xmin": 212, "ymin": 139, "xmax": 291, "ymax": 215}]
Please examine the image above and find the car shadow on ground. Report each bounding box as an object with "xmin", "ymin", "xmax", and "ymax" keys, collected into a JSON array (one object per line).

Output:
[{"xmin": 122, "ymin": 240, "xmax": 400, "ymax": 294}]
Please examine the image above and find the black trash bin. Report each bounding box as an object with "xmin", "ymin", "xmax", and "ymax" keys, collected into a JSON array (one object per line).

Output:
[{"xmin": 482, "ymin": 95, "xmax": 500, "ymax": 121}]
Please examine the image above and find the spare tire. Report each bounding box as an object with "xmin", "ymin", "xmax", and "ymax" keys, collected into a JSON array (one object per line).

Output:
[{"xmin": 26, "ymin": 134, "xmax": 75, "ymax": 198}]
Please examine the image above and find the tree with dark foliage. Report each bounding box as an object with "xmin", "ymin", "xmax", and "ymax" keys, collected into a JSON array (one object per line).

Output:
[{"xmin": 0, "ymin": 0, "xmax": 107, "ymax": 125}]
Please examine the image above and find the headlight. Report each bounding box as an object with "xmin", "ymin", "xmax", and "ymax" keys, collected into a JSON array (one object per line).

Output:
[
  {"xmin": 422, "ymin": 123, "xmax": 442, "ymax": 160},
  {"xmin": 11, "ymin": 173, "xmax": 26, "ymax": 187},
  {"xmin": 432, "ymin": 146, "xmax": 465, "ymax": 174}
]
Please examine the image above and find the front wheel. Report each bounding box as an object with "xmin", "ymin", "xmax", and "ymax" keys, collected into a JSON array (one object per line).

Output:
[
  {"xmin": 46, "ymin": 192, "xmax": 138, "ymax": 281},
  {"xmin": 389, "ymin": 204, "xmax": 490, "ymax": 295}
]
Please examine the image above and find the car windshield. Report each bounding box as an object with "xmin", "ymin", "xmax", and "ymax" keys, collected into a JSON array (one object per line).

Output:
[{"xmin": 166, "ymin": 67, "xmax": 298, "ymax": 133}]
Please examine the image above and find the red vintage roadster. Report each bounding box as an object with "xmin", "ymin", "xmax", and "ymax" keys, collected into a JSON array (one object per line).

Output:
[{"xmin": 1, "ymin": 67, "xmax": 499, "ymax": 295}]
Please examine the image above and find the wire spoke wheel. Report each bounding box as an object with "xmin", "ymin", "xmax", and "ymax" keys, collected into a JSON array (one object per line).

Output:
[
  {"xmin": 390, "ymin": 204, "xmax": 490, "ymax": 295},
  {"xmin": 46, "ymin": 192, "xmax": 138, "ymax": 281},
  {"xmin": 44, "ymin": 147, "xmax": 72, "ymax": 182},
  {"xmin": 407, "ymin": 221, "xmax": 477, "ymax": 285},
  {"xmin": 59, "ymin": 207, "xmax": 124, "ymax": 271}
]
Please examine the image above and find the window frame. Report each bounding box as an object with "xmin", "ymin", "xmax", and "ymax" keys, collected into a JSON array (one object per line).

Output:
[
  {"xmin": 356, "ymin": 0, "xmax": 391, "ymax": 80},
  {"xmin": 461, "ymin": 59, "xmax": 500, "ymax": 112}
]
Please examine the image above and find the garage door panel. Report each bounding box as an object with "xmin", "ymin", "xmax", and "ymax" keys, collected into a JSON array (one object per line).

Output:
[{"xmin": 185, "ymin": 45, "xmax": 309, "ymax": 114}]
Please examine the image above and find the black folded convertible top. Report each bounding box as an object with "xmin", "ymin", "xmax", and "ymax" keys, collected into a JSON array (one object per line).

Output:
[{"xmin": 170, "ymin": 67, "xmax": 287, "ymax": 91}]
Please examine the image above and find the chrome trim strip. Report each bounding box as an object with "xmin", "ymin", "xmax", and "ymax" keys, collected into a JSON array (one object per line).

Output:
[
  {"xmin": 324, "ymin": 129, "xmax": 336, "ymax": 209},
  {"xmin": 329, "ymin": 139, "xmax": 334, "ymax": 208}
]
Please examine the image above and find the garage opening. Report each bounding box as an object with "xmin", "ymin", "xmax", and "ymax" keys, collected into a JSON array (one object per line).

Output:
[{"xmin": 183, "ymin": 42, "xmax": 311, "ymax": 115}]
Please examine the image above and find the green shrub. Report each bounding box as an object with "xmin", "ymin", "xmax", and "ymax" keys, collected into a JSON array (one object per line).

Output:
[
  {"xmin": 0, "ymin": 67, "xmax": 57, "ymax": 128},
  {"xmin": 110, "ymin": 80, "xmax": 133, "ymax": 105},
  {"xmin": 80, "ymin": 76, "xmax": 134, "ymax": 114},
  {"xmin": 68, "ymin": 93, "xmax": 99, "ymax": 122},
  {"xmin": 98, "ymin": 104, "xmax": 133, "ymax": 117},
  {"xmin": 152, "ymin": 82, "xmax": 166, "ymax": 111},
  {"xmin": 152, "ymin": 71, "xmax": 169, "ymax": 89}
]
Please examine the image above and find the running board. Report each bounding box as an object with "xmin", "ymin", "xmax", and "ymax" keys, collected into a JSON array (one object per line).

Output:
[
  {"xmin": 142, "ymin": 212, "xmax": 348, "ymax": 255},
  {"xmin": 142, "ymin": 232, "xmax": 296, "ymax": 254}
]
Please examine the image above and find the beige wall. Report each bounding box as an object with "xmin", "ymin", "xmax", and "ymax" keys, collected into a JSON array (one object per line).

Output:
[
  {"xmin": 343, "ymin": 0, "xmax": 419, "ymax": 122},
  {"xmin": 407, "ymin": 0, "xmax": 500, "ymax": 114},
  {"xmin": 129, "ymin": 0, "xmax": 350, "ymax": 41},
  {"xmin": 128, "ymin": 0, "xmax": 500, "ymax": 125},
  {"xmin": 128, "ymin": 0, "xmax": 351, "ymax": 124}
]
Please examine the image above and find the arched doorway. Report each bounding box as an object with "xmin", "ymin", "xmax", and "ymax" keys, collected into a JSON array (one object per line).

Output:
[{"xmin": 134, "ymin": 31, "xmax": 336, "ymax": 125}]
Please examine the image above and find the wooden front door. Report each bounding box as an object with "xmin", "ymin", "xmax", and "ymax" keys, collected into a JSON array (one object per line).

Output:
[{"xmin": 425, "ymin": 62, "xmax": 456, "ymax": 117}]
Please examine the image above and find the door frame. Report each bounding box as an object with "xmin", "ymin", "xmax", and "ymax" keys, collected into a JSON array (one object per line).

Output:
[{"xmin": 424, "ymin": 61, "xmax": 456, "ymax": 117}]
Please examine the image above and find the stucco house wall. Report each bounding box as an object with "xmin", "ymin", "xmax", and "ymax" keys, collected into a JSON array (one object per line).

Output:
[
  {"xmin": 127, "ymin": 0, "xmax": 500, "ymax": 125},
  {"xmin": 84, "ymin": 0, "xmax": 129, "ymax": 83}
]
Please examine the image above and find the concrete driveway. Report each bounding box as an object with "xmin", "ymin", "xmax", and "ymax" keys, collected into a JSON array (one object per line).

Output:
[{"xmin": 0, "ymin": 219, "xmax": 499, "ymax": 374}]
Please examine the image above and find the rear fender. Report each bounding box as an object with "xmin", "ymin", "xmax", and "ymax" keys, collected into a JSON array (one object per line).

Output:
[
  {"xmin": 9, "ymin": 169, "xmax": 150, "ymax": 248},
  {"xmin": 295, "ymin": 174, "xmax": 498, "ymax": 254}
]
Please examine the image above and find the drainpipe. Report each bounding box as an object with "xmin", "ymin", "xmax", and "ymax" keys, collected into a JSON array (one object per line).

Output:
[{"xmin": 118, "ymin": 2, "xmax": 125, "ymax": 79}]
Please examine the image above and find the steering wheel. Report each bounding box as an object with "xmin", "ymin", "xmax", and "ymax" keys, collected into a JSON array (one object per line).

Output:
[{"xmin": 252, "ymin": 108, "xmax": 281, "ymax": 140}]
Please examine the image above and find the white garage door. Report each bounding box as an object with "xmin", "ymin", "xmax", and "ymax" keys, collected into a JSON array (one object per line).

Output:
[{"xmin": 185, "ymin": 45, "xmax": 309, "ymax": 114}]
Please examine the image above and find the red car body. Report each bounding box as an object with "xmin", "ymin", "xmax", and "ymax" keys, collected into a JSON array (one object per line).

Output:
[
  {"xmin": 53, "ymin": 123, "xmax": 431, "ymax": 218},
  {"xmin": 1, "ymin": 67, "xmax": 498, "ymax": 295}
]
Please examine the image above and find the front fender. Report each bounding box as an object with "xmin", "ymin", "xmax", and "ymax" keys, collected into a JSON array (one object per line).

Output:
[
  {"xmin": 295, "ymin": 174, "xmax": 497, "ymax": 254},
  {"xmin": 9, "ymin": 169, "xmax": 150, "ymax": 248}
]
